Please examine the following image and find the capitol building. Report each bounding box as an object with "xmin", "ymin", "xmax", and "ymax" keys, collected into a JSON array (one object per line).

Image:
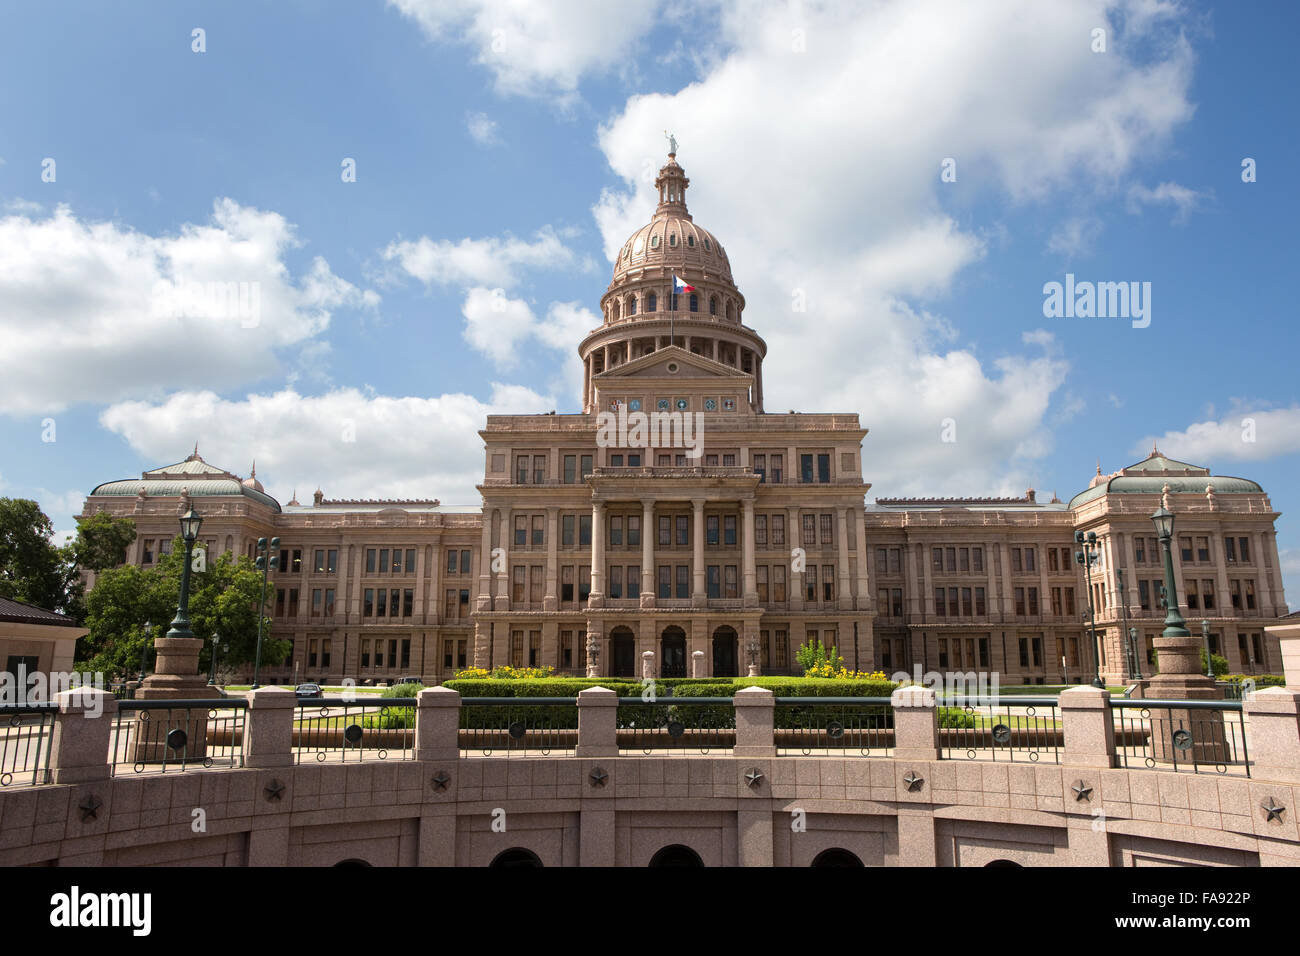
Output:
[{"xmin": 81, "ymin": 153, "xmax": 1288, "ymax": 685}]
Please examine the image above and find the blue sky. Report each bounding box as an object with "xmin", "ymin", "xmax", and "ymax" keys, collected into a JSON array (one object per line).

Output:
[{"xmin": 2, "ymin": 0, "xmax": 1298, "ymax": 595}]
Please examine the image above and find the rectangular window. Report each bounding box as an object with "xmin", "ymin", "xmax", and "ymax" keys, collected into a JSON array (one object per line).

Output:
[
  {"xmin": 675, "ymin": 564, "xmax": 689, "ymax": 598},
  {"xmin": 959, "ymin": 548, "xmax": 970, "ymax": 572},
  {"xmin": 820, "ymin": 514, "xmax": 833, "ymax": 548},
  {"xmin": 945, "ymin": 547, "xmax": 956, "ymax": 573},
  {"xmin": 803, "ymin": 514, "xmax": 817, "ymax": 548},
  {"xmin": 1139, "ymin": 579, "xmax": 1151, "ymax": 610},
  {"xmin": 444, "ymin": 590, "xmax": 456, "ymax": 619},
  {"xmin": 563, "ymin": 514, "xmax": 576, "ymax": 547},
  {"xmin": 756, "ymin": 516, "xmax": 768, "ymax": 548},
  {"xmin": 562, "ymin": 566, "xmax": 575, "ymax": 603},
  {"xmin": 1012, "ymin": 549, "xmax": 1022, "ymax": 573},
  {"xmin": 628, "ymin": 516, "xmax": 640, "ymax": 547},
  {"xmin": 824, "ymin": 566, "xmax": 835, "ymax": 602},
  {"xmin": 1048, "ymin": 548, "xmax": 1058, "ymax": 573},
  {"xmin": 1196, "ymin": 536, "xmax": 1210, "ymax": 563},
  {"xmin": 659, "ymin": 516, "xmax": 671, "ymax": 546},
  {"xmin": 1185, "ymin": 578, "xmax": 1199, "ymax": 610},
  {"xmin": 627, "ymin": 566, "xmax": 640, "ymax": 600},
  {"xmin": 932, "ymin": 547, "xmax": 943, "ymax": 572},
  {"xmin": 530, "ymin": 566, "xmax": 543, "ymax": 604},
  {"xmin": 579, "ymin": 566, "xmax": 591, "ymax": 603},
  {"xmin": 515, "ymin": 516, "xmax": 527, "ymax": 547},
  {"xmin": 364, "ymin": 588, "xmax": 374, "ymax": 617},
  {"xmin": 1135, "ymin": 538, "xmax": 1146, "ymax": 563},
  {"xmin": 366, "ymin": 548, "xmax": 376, "ymax": 573},
  {"xmin": 1202, "ymin": 579, "xmax": 1216, "ymax": 611},
  {"xmin": 512, "ymin": 565, "xmax": 525, "ymax": 602},
  {"xmin": 314, "ymin": 549, "xmax": 325, "ymax": 573},
  {"xmin": 1245, "ymin": 579, "xmax": 1256, "ymax": 610},
  {"xmin": 801, "ymin": 454, "xmax": 814, "ymax": 483},
  {"xmin": 461, "ymin": 549, "xmax": 471, "ymax": 572},
  {"xmin": 1239, "ymin": 537, "xmax": 1251, "ymax": 562},
  {"xmin": 609, "ymin": 516, "xmax": 623, "ymax": 546},
  {"xmin": 516, "ymin": 456, "xmax": 529, "ymax": 484},
  {"xmin": 724, "ymin": 565, "xmax": 738, "ymax": 599},
  {"xmin": 361, "ymin": 640, "xmax": 371, "ymax": 668},
  {"xmin": 446, "ymin": 548, "xmax": 458, "ymax": 573},
  {"xmin": 938, "ymin": 639, "xmax": 949, "ymax": 669},
  {"xmin": 658, "ymin": 565, "xmax": 671, "ymax": 599},
  {"xmin": 324, "ymin": 588, "xmax": 335, "ymax": 616},
  {"xmin": 772, "ymin": 514, "xmax": 785, "ymax": 546},
  {"xmin": 805, "ymin": 565, "xmax": 818, "ymax": 602},
  {"xmin": 676, "ymin": 516, "xmax": 689, "ymax": 546},
  {"xmin": 707, "ymin": 515, "xmax": 720, "ymax": 546},
  {"xmin": 817, "ymin": 454, "xmax": 830, "ymax": 482},
  {"xmin": 579, "ymin": 515, "xmax": 592, "ymax": 546},
  {"xmin": 1027, "ymin": 587, "xmax": 1038, "ymax": 616},
  {"xmin": 563, "ymin": 455, "xmax": 576, "ymax": 484},
  {"xmin": 1223, "ymin": 537, "xmax": 1236, "ymax": 562},
  {"xmin": 608, "ymin": 566, "xmax": 622, "ymax": 599},
  {"xmin": 754, "ymin": 453, "xmax": 766, "ymax": 482},
  {"xmin": 707, "ymin": 565, "xmax": 721, "ymax": 599},
  {"xmin": 948, "ymin": 587, "xmax": 958, "ymax": 617},
  {"xmin": 580, "ymin": 455, "xmax": 592, "ymax": 478},
  {"xmin": 771, "ymin": 454, "xmax": 783, "ymax": 484},
  {"xmin": 1065, "ymin": 587, "xmax": 1075, "ymax": 616},
  {"xmin": 962, "ymin": 587, "xmax": 973, "ymax": 616},
  {"xmin": 975, "ymin": 587, "xmax": 986, "ymax": 616},
  {"xmin": 378, "ymin": 548, "xmax": 389, "ymax": 574},
  {"xmin": 935, "ymin": 588, "xmax": 946, "ymax": 616},
  {"xmin": 876, "ymin": 548, "xmax": 888, "ymax": 574},
  {"xmin": 757, "ymin": 566, "xmax": 769, "ymax": 603},
  {"xmin": 1015, "ymin": 587, "xmax": 1025, "ymax": 616},
  {"xmin": 311, "ymin": 588, "xmax": 322, "ymax": 616},
  {"xmin": 723, "ymin": 515, "xmax": 737, "ymax": 546},
  {"xmin": 1180, "ymin": 536, "xmax": 1193, "ymax": 562},
  {"xmin": 376, "ymin": 589, "xmax": 387, "ymax": 617},
  {"xmin": 1024, "ymin": 548, "xmax": 1035, "ymax": 572},
  {"xmin": 773, "ymin": 566, "xmax": 787, "ymax": 602},
  {"xmin": 973, "ymin": 547, "xmax": 983, "ymax": 573},
  {"xmin": 532, "ymin": 516, "xmax": 544, "ymax": 547},
  {"xmin": 533, "ymin": 455, "xmax": 545, "ymax": 484}
]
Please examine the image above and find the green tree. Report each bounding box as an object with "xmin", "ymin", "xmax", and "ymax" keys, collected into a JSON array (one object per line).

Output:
[
  {"xmin": 80, "ymin": 547, "xmax": 288, "ymax": 679},
  {"xmin": 0, "ymin": 497, "xmax": 79, "ymax": 615},
  {"xmin": 69, "ymin": 512, "xmax": 137, "ymax": 572}
]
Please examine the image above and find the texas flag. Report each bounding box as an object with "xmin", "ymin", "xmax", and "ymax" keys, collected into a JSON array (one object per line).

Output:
[{"xmin": 673, "ymin": 273, "xmax": 695, "ymax": 294}]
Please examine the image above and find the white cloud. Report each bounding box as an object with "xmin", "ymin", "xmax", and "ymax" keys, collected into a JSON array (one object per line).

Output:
[
  {"xmin": 0, "ymin": 200, "xmax": 377, "ymax": 416},
  {"xmin": 99, "ymin": 384, "xmax": 554, "ymax": 506},
  {"xmin": 1126, "ymin": 180, "xmax": 1209, "ymax": 224},
  {"xmin": 465, "ymin": 110, "xmax": 501, "ymax": 145},
  {"xmin": 1047, "ymin": 216, "xmax": 1104, "ymax": 257},
  {"xmin": 381, "ymin": 226, "xmax": 578, "ymax": 289},
  {"xmin": 1137, "ymin": 407, "xmax": 1300, "ymax": 464},
  {"xmin": 460, "ymin": 287, "xmax": 538, "ymax": 368},
  {"xmin": 592, "ymin": 0, "xmax": 1196, "ymax": 495},
  {"xmin": 388, "ymin": 0, "xmax": 659, "ymax": 101}
]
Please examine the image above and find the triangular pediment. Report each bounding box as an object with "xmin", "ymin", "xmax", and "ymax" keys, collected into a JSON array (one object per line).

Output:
[{"xmin": 594, "ymin": 345, "xmax": 752, "ymax": 382}]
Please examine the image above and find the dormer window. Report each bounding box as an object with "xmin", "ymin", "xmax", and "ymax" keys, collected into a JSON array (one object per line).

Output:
[
  {"xmin": 650, "ymin": 234, "xmax": 660, "ymax": 249},
  {"xmin": 687, "ymin": 235, "xmax": 695, "ymax": 247},
  {"xmin": 703, "ymin": 238, "xmax": 711, "ymax": 251},
  {"xmin": 669, "ymin": 234, "xmax": 677, "ymax": 247}
]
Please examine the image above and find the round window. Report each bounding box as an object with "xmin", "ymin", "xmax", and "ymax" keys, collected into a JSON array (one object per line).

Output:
[{"xmin": 666, "ymin": 362, "xmax": 679, "ymax": 374}]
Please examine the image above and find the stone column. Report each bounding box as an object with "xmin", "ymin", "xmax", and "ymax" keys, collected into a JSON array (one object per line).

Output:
[
  {"xmin": 640, "ymin": 498, "xmax": 655, "ymax": 608},
  {"xmin": 414, "ymin": 686, "xmax": 460, "ymax": 762},
  {"xmin": 742, "ymin": 497, "xmax": 758, "ymax": 606},
  {"xmin": 476, "ymin": 508, "xmax": 494, "ymax": 611},
  {"xmin": 133, "ymin": 635, "xmax": 220, "ymax": 763},
  {"xmin": 692, "ymin": 649, "xmax": 705, "ymax": 678},
  {"xmin": 854, "ymin": 508, "xmax": 871, "ymax": 611},
  {"xmin": 1059, "ymin": 685, "xmax": 1116, "ymax": 768},
  {"xmin": 589, "ymin": 501, "xmax": 606, "ymax": 606},
  {"xmin": 891, "ymin": 685, "xmax": 938, "ymax": 760},
  {"xmin": 1146, "ymin": 636, "xmax": 1227, "ymax": 763},
  {"xmin": 49, "ymin": 687, "xmax": 116, "ymax": 784},
  {"xmin": 836, "ymin": 508, "xmax": 852, "ymax": 610},
  {"xmin": 692, "ymin": 497, "xmax": 706, "ymax": 606},
  {"xmin": 733, "ymin": 686, "xmax": 775, "ymax": 756},
  {"xmin": 544, "ymin": 507, "xmax": 559, "ymax": 611},
  {"xmin": 787, "ymin": 505, "xmax": 803, "ymax": 611},
  {"xmin": 1243, "ymin": 687, "xmax": 1300, "ymax": 783},
  {"xmin": 495, "ymin": 507, "xmax": 511, "ymax": 609},
  {"xmin": 243, "ymin": 686, "xmax": 296, "ymax": 769},
  {"xmin": 576, "ymin": 686, "xmax": 618, "ymax": 757}
]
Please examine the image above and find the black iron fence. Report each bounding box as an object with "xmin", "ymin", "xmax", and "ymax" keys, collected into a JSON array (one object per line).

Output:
[
  {"xmin": 938, "ymin": 696, "xmax": 1062, "ymax": 764},
  {"xmin": 1111, "ymin": 699, "xmax": 1250, "ymax": 776},
  {"xmin": 111, "ymin": 700, "xmax": 247, "ymax": 776},
  {"xmin": 616, "ymin": 697, "xmax": 734, "ymax": 754},
  {"xmin": 459, "ymin": 698, "xmax": 577, "ymax": 756},
  {"xmin": 0, "ymin": 705, "xmax": 57, "ymax": 788},
  {"xmin": 294, "ymin": 698, "xmax": 416, "ymax": 763},
  {"xmin": 773, "ymin": 697, "xmax": 893, "ymax": 756}
]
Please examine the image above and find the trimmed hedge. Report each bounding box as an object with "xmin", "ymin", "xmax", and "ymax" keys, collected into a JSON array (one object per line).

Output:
[{"xmin": 1223, "ymin": 674, "xmax": 1286, "ymax": 687}]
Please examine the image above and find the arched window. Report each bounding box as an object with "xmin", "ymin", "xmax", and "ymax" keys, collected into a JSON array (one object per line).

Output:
[
  {"xmin": 628, "ymin": 295, "xmax": 637, "ymax": 316},
  {"xmin": 689, "ymin": 293, "xmax": 698, "ymax": 313},
  {"xmin": 709, "ymin": 296, "xmax": 718, "ymax": 316},
  {"xmin": 647, "ymin": 292, "xmax": 657, "ymax": 312},
  {"xmin": 726, "ymin": 300, "xmax": 735, "ymax": 321},
  {"xmin": 811, "ymin": 848, "xmax": 863, "ymax": 867},
  {"xmin": 688, "ymin": 235, "xmax": 695, "ymax": 247},
  {"xmin": 490, "ymin": 848, "xmax": 544, "ymax": 868},
  {"xmin": 651, "ymin": 234, "xmax": 660, "ymax": 249},
  {"xmin": 613, "ymin": 301, "xmax": 621, "ymax": 321},
  {"xmin": 703, "ymin": 238, "xmax": 711, "ymax": 251},
  {"xmin": 649, "ymin": 844, "xmax": 704, "ymax": 867},
  {"xmin": 669, "ymin": 233, "xmax": 677, "ymax": 247}
]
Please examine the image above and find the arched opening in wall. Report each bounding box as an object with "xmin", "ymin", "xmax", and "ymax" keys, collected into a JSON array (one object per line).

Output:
[
  {"xmin": 613, "ymin": 300, "xmax": 621, "ymax": 321},
  {"xmin": 333, "ymin": 859, "xmax": 372, "ymax": 867},
  {"xmin": 712, "ymin": 625, "xmax": 738, "ymax": 676},
  {"xmin": 648, "ymin": 844, "xmax": 704, "ymax": 867},
  {"xmin": 689, "ymin": 293, "xmax": 698, "ymax": 313},
  {"xmin": 490, "ymin": 848, "xmax": 544, "ymax": 868},
  {"xmin": 610, "ymin": 626, "xmax": 636, "ymax": 677},
  {"xmin": 628, "ymin": 295, "xmax": 637, "ymax": 316},
  {"xmin": 709, "ymin": 295, "xmax": 718, "ymax": 315},
  {"xmin": 810, "ymin": 848, "xmax": 863, "ymax": 867},
  {"xmin": 984, "ymin": 859, "xmax": 1023, "ymax": 868},
  {"xmin": 726, "ymin": 300, "xmax": 735, "ymax": 320},
  {"xmin": 647, "ymin": 292, "xmax": 657, "ymax": 312},
  {"xmin": 661, "ymin": 626, "xmax": 687, "ymax": 678}
]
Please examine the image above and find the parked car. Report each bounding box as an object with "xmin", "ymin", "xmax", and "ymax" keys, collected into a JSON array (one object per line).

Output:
[
  {"xmin": 397, "ymin": 676, "xmax": 423, "ymax": 686},
  {"xmin": 294, "ymin": 683, "xmax": 324, "ymax": 699}
]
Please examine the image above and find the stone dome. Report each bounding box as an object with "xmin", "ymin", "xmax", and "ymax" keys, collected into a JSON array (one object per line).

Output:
[{"xmin": 612, "ymin": 208, "xmax": 734, "ymax": 286}]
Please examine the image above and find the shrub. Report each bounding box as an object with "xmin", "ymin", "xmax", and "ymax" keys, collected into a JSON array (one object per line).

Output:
[
  {"xmin": 1223, "ymin": 673, "xmax": 1286, "ymax": 688},
  {"xmin": 939, "ymin": 707, "xmax": 975, "ymax": 729},
  {"xmin": 795, "ymin": 637, "xmax": 844, "ymax": 675}
]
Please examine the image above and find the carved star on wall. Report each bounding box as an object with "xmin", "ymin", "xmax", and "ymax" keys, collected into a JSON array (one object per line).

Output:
[
  {"xmin": 589, "ymin": 767, "xmax": 609, "ymax": 788},
  {"xmin": 1262, "ymin": 798, "xmax": 1286, "ymax": 823},
  {"xmin": 78, "ymin": 794, "xmax": 103, "ymax": 822},
  {"xmin": 1072, "ymin": 781, "xmax": 1093, "ymax": 802},
  {"xmin": 745, "ymin": 768, "xmax": 765, "ymax": 788},
  {"xmin": 903, "ymin": 771, "xmax": 923, "ymax": 792},
  {"xmin": 432, "ymin": 771, "xmax": 451, "ymax": 792},
  {"xmin": 263, "ymin": 779, "xmax": 286, "ymax": 801}
]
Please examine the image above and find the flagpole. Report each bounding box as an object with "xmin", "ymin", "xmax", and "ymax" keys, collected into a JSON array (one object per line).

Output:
[{"xmin": 669, "ymin": 274, "xmax": 674, "ymax": 344}]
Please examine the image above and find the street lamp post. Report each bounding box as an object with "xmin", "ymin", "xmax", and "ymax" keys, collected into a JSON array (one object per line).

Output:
[
  {"xmin": 1128, "ymin": 626, "xmax": 1144, "ymax": 680},
  {"xmin": 1075, "ymin": 530, "xmax": 1104, "ymax": 688},
  {"xmin": 165, "ymin": 508, "xmax": 204, "ymax": 642},
  {"xmin": 1200, "ymin": 619, "xmax": 1215, "ymax": 679},
  {"xmin": 252, "ymin": 536, "xmax": 280, "ymax": 689},
  {"xmin": 1149, "ymin": 506, "xmax": 1190, "ymax": 639},
  {"xmin": 138, "ymin": 619, "xmax": 152, "ymax": 682},
  {"xmin": 1116, "ymin": 566, "xmax": 1139, "ymax": 680},
  {"xmin": 208, "ymin": 631, "xmax": 222, "ymax": 685}
]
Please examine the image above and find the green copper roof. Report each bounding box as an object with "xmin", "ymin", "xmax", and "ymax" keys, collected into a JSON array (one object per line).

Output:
[
  {"xmin": 1068, "ymin": 447, "xmax": 1262, "ymax": 509},
  {"xmin": 90, "ymin": 452, "xmax": 281, "ymax": 512}
]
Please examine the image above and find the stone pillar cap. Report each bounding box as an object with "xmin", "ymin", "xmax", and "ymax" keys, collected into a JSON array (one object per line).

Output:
[
  {"xmin": 54, "ymin": 686, "xmax": 117, "ymax": 714},
  {"xmin": 245, "ymin": 686, "xmax": 298, "ymax": 706},
  {"xmin": 891, "ymin": 685, "xmax": 936, "ymax": 707},
  {"xmin": 417, "ymin": 685, "xmax": 461, "ymax": 705},
  {"xmin": 577, "ymin": 685, "xmax": 619, "ymax": 702},
  {"xmin": 1058, "ymin": 685, "xmax": 1111, "ymax": 707}
]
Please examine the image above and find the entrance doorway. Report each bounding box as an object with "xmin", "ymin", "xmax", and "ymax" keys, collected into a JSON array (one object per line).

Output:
[
  {"xmin": 661, "ymin": 626, "xmax": 687, "ymax": 678},
  {"xmin": 611, "ymin": 627, "xmax": 636, "ymax": 677},
  {"xmin": 648, "ymin": 844, "xmax": 704, "ymax": 867},
  {"xmin": 712, "ymin": 626, "xmax": 738, "ymax": 676}
]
